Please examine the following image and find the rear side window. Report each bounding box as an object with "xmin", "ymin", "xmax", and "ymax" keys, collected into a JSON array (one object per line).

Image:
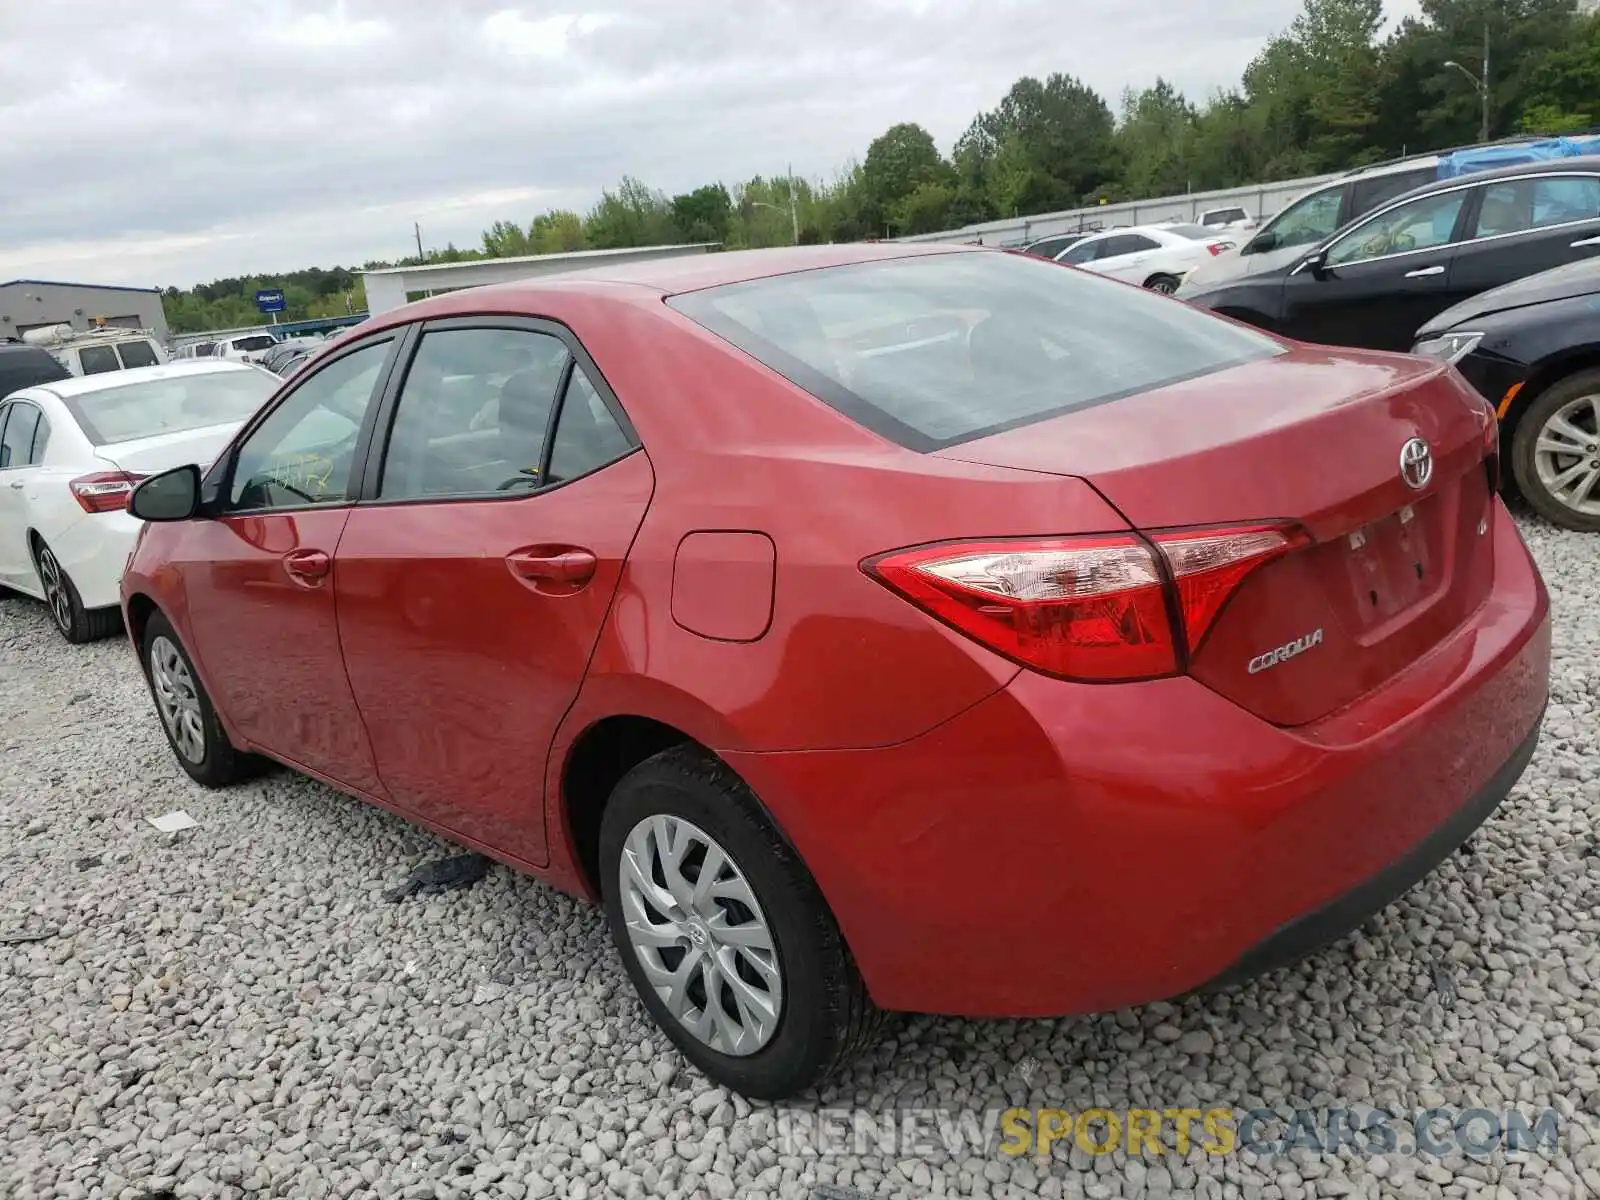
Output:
[
  {"xmin": 1099, "ymin": 234, "xmax": 1160, "ymax": 256},
  {"xmin": 669, "ymin": 251, "xmax": 1281, "ymax": 451},
  {"xmin": 1473, "ymin": 175, "xmax": 1600, "ymax": 237},
  {"xmin": 78, "ymin": 345, "xmax": 121, "ymax": 375},
  {"xmin": 117, "ymin": 340, "xmax": 159, "ymax": 369},
  {"xmin": 0, "ymin": 403, "xmax": 42, "ymax": 468},
  {"xmin": 1349, "ymin": 168, "xmax": 1436, "ymax": 218}
]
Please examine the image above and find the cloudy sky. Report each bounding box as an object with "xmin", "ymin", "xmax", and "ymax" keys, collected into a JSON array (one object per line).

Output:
[{"xmin": 0, "ymin": 0, "xmax": 1416, "ymax": 289}]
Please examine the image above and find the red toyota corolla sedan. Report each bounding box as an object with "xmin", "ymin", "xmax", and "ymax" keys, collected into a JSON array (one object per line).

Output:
[{"xmin": 119, "ymin": 244, "xmax": 1549, "ymax": 1099}]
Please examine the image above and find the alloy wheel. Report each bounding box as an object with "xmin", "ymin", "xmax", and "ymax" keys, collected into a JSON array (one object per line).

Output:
[
  {"xmin": 617, "ymin": 814, "xmax": 783, "ymax": 1056},
  {"xmin": 36, "ymin": 547, "xmax": 72, "ymax": 634},
  {"xmin": 149, "ymin": 636, "xmax": 206, "ymax": 764},
  {"xmin": 1533, "ymin": 393, "xmax": 1600, "ymax": 518}
]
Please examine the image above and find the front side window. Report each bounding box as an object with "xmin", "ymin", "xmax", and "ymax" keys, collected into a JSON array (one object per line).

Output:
[
  {"xmin": 379, "ymin": 327, "xmax": 571, "ymax": 499},
  {"xmin": 1253, "ymin": 187, "xmax": 1344, "ymax": 252},
  {"xmin": 229, "ymin": 340, "xmax": 391, "ymax": 511},
  {"xmin": 77, "ymin": 345, "xmax": 121, "ymax": 375},
  {"xmin": 116, "ymin": 340, "xmax": 159, "ymax": 369},
  {"xmin": 1473, "ymin": 175, "xmax": 1600, "ymax": 238},
  {"xmin": 0, "ymin": 403, "xmax": 42, "ymax": 468},
  {"xmin": 1325, "ymin": 191, "xmax": 1468, "ymax": 267},
  {"xmin": 669, "ymin": 251, "xmax": 1281, "ymax": 451}
]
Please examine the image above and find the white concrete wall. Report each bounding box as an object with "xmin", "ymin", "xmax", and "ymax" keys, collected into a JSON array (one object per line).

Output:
[{"xmin": 360, "ymin": 245, "xmax": 716, "ymax": 314}]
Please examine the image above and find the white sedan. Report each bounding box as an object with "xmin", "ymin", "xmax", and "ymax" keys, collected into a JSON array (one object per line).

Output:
[
  {"xmin": 0, "ymin": 360, "xmax": 277, "ymax": 642},
  {"xmin": 1056, "ymin": 223, "xmax": 1238, "ymax": 293}
]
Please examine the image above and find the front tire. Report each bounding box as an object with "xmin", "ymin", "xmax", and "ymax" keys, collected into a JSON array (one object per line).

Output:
[
  {"xmin": 32, "ymin": 539, "xmax": 120, "ymax": 643},
  {"xmin": 1144, "ymin": 273, "xmax": 1181, "ymax": 295},
  {"xmin": 141, "ymin": 612, "xmax": 258, "ymax": 787},
  {"xmin": 1510, "ymin": 371, "xmax": 1600, "ymax": 531},
  {"xmin": 599, "ymin": 745, "xmax": 882, "ymax": 1100}
]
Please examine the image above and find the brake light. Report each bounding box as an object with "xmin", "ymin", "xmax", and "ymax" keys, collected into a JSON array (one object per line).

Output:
[
  {"xmin": 69, "ymin": 470, "xmax": 144, "ymax": 513},
  {"xmin": 1150, "ymin": 525, "xmax": 1302, "ymax": 651},
  {"xmin": 1206, "ymin": 241, "xmax": 1234, "ymax": 256},
  {"xmin": 1481, "ymin": 407, "xmax": 1502, "ymax": 493},
  {"xmin": 863, "ymin": 524, "xmax": 1301, "ymax": 682}
]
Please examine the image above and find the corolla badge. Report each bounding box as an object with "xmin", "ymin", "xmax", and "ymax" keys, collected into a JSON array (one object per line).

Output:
[
  {"xmin": 1399, "ymin": 437, "xmax": 1433, "ymax": 490},
  {"xmin": 1247, "ymin": 628, "xmax": 1324, "ymax": 675}
]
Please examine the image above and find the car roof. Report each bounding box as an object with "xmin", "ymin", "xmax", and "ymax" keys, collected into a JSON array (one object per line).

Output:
[
  {"xmin": 37, "ymin": 359, "xmax": 259, "ymax": 398},
  {"xmin": 417, "ymin": 243, "xmax": 971, "ymax": 305}
]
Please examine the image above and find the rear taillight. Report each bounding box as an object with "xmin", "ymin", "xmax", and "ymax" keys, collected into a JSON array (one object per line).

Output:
[
  {"xmin": 1206, "ymin": 241, "xmax": 1234, "ymax": 256},
  {"xmin": 1482, "ymin": 409, "xmax": 1502, "ymax": 493},
  {"xmin": 70, "ymin": 470, "xmax": 144, "ymax": 514},
  {"xmin": 864, "ymin": 524, "xmax": 1302, "ymax": 682}
]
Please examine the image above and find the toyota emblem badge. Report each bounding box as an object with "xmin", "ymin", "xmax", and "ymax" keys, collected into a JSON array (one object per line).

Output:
[{"xmin": 1399, "ymin": 436, "xmax": 1432, "ymax": 491}]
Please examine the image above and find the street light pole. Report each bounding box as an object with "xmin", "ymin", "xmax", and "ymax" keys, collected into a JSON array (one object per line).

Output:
[{"xmin": 1444, "ymin": 18, "xmax": 1491, "ymax": 143}]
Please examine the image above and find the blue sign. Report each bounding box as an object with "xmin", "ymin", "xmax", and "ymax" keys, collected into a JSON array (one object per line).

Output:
[{"xmin": 254, "ymin": 289, "xmax": 286, "ymax": 314}]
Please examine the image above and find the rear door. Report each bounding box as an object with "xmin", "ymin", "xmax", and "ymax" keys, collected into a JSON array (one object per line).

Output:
[
  {"xmin": 0, "ymin": 399, "xmax": 50, "ymax": 589},
  {"xmin": 1446, "ymin": 172, "xmax": 1600, "ymax": 306},
  {"xmin": 1088, "ymin": 233, "xmax": 1163, "ymax": 283},
  {"xmin": 333, "ymin": 318, "xmax": 651, "ymax": 867},
  {"xmin": 1280, "ymin": 186, "xmax": 1472, "ymax": 349}
]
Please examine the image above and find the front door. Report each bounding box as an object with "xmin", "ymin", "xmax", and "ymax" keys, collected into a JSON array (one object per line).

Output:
[
  {"xmin": 1281, "ymin": 187, "xmax": 1471, "ymax": 350},
  {"xmin": 334, "ymin": 321, "xmax": 651, "ymax": 866},
  {"xmin": 179, "ymin": 336, "xmax": 399, "ymax": 792}
]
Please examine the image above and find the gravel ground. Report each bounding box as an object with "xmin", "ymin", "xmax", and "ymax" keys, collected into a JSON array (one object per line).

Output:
[{"xmin": 1, "ymin": 511, "xmax": 1597, "ymax": 1200}]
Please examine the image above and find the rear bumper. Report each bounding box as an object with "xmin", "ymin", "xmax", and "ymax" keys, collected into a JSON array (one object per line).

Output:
[
  {"xmin": 727, "ymin": 502, "xmax": 1549, "ymax": 1016},
  {"xmin": 51, "ymin": 510, "xmax": 139, "ymax": 611},
  {"xmin": 1201, "ymin": 707, "xmax": 1541, "ymax": 990}
]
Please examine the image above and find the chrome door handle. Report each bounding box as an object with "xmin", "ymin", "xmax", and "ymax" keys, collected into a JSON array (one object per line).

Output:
[
  {"xmin": 1404, "ymin": 265, "xmax": 1445, "ymax": 278},
  {"xmin": 1571, "ymin": 236, "xmax": 1600, "ymax": 248},
  {"xmin": 7, "ymin": 481, "xmax": 23, "ymax": 490}
]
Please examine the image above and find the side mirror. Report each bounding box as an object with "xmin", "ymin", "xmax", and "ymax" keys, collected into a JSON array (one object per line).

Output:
[
  {"xmin": 1248, "ymin": 230, "xmax": 1276, "ymax": 253},
  {"xmin": 1293, "ymin": 249, "xmax": 1328, "ymax": 278},
  {"xmin": 129, "ymin": 464, "xmax": 201, "ymax": 522}
]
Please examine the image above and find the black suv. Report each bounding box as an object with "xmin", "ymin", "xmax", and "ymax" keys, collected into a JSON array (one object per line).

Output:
[{"xmin": 0, "ymin": 340, "xmax": 70, "ymax": 396}]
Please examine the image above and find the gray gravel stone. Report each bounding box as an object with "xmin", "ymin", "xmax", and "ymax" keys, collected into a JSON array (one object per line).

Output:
[{"xmin": 1, "ymin": 509, "xmax": 1596, "ymax": 1199}]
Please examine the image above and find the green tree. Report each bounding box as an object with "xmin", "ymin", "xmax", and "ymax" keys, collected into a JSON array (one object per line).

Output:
[
  {"xmin": 671, "ymin": 184, "xmax": 733, "ymax": 243},
  {"xmin": 531, "ymin": 210, "xmax": 588, "ymax": 253},
  {"xmin": 584, "ymin": 177, "xmax": 676, "ymax": 248},
  {"xmin": 482, "ymin": 219, "xmax": 532, "ymax": 258},
  {"xmin": 860, "ymin": 123, "xmax": 950, "ymax": 235}
]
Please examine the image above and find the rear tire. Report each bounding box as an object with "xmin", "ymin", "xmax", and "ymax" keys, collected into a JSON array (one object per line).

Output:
[
  {"xmin": 1144, "ymin": 273, "xmax": 1181, "ymax": 295},
  {"xmin": 599, "ymin": 745, "xmax": 882, "ymax": 1100},
  {"xmin": 1510, "ymin": 370, "xmax": 1600, "ymax": 532},
  {"xmin": 31, "ymin": 539, "xmax": 120, "ymax": 643},
  {"xmin": 141, "ymin": 611, "xmax": 259, "ymax": 787}
]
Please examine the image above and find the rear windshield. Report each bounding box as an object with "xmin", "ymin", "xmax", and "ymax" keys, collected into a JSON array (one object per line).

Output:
[
  {"xmin": 117, "ymin": 340, "xmax": 159, "ymax": 368},
  {"xmin": 62, "ymin": 370, "xmax": 276, "ymax": 445},
  {"xmin": 235, "ymin": 335, "xmax": 277, "ymax": 352},
  {"xmin": 668, "ymin": 251, "xmax": 1281, "ymax": 450}
]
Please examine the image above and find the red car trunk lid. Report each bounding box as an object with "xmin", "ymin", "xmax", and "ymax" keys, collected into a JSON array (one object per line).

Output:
[{"xmin": 938, "ymin": 347, "xmax": 1500, "ymax": 725}]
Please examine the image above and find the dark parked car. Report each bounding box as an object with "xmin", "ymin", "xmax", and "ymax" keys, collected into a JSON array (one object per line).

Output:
[
  {"xmin": 0, "ymin": 339, "xmax": 70, "ymax": 396},
  {"xmin": 1182, "ymin": 157, "xmax": 1600, "ymax": 351},
  {"xmin": 1020, "ymin": 230, "xmax": 1100, "ymax": 260},
  {"xmin": 1414, "ymin": 256, "xmax": 1600, "ymax": 530}
]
